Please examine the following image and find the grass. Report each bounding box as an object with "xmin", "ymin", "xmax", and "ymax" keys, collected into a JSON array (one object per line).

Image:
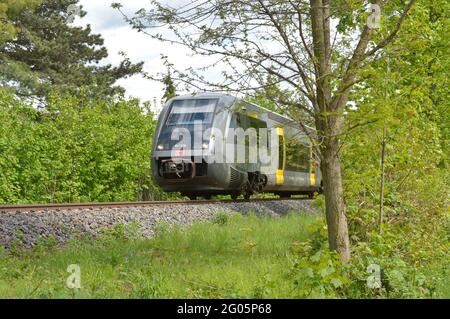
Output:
[{"xmin": 0, "ymin": 212, "xmax": 318, "ymax": 298}]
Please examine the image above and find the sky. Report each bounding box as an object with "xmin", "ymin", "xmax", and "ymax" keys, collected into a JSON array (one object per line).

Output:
[
  {"xmin": 71, "ymin": 1, "xmax": 344, "ymax": 112},
  {"xmin": 74, "ymin": 0, "xmax": 207, "ymax": 110}
]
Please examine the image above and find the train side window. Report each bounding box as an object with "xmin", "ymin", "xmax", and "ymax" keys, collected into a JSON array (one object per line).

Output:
[
  {"xmin": 230, "ymin": 113, "xmax": 269, "ymax": 164},
  {"xmin": 285, "ymin": 138, "xmax": 309, "ymax": 172},
  {"xmin": 248, "ymin": 116, "xmax": 268, "ymax": 146},
  {"xmin": 260, "ymin": 119, "xmax": 268, "ymax": 146}
]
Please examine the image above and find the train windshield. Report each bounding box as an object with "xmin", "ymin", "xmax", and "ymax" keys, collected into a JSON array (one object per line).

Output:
[{"xmin": 165, "ymin": 99, "xmax": 217, "ymax": 126}]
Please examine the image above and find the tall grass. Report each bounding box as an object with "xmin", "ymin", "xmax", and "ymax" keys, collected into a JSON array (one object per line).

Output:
[{"xmin": 0, "ymin": 212, "xmax": 317, "ymax": 298}]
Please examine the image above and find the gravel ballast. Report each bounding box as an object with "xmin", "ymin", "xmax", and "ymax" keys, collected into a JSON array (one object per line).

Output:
[{"xmin": 0, "ymin": 200, "xmax": 316, "ymax": 248}]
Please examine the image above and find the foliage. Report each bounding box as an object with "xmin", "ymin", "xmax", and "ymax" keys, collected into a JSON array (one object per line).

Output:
[
  {"xmin": 290, "ymin": 231, "xmax": 348, "ymax": 298},
  {"xmin": 0, "ymin": 0, "xmax": 41, "ymax": 44},
  {"xmin": 288, "ymin": 217, "xmax": 449, "ymax": 298},
  {"xmin": 0, "ymin": 89, "xmax": 169, "ymax": 203},
  {"xmin": 343, "ymin": 0, "xmax": 448, "ymax": 202},
  {"xmin": 161, "ymin": 69, "xmax": 177, "ymax": 103},
  {"xmin": 339, "ymin": 0, "xmax": 448, "ymax": 258},
  {"xmin": 294, "ymin": 0, "xmax": 450, "ymax": 296},
  {"xmin": 0, "ymin": 0, "xmax": 143, "ymax": 101},
  {"xmin": 245, "ymin": 76, "xmax": 287, "ymax": 114},
  {"xmin": 344, "ymin": 230, "xmax": 449, "ymax": 298}
]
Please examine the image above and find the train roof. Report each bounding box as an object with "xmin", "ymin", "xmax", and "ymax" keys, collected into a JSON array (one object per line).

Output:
[{"xmin": 169, "ymin": 92, "xmax": 315, "ymax": 133}]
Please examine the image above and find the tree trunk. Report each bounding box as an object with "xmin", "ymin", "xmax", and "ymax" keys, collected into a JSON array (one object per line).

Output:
[
  {"xmin": 319, "ymin": 125, "xmax": 351, "ymax": 263},
  {"xmin": 309, "ymin": 0, "xmax": 351, "ymax": 263}
]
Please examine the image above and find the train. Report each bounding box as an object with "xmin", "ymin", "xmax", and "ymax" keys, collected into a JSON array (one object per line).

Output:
[{"xmin": 151, "ymin": 93, "xmax": 322, "ymax": 199}]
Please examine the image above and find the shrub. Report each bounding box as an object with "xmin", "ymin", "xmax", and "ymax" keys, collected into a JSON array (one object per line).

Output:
[{"xmin": 0, "ymin": 89, "xmax": 170, "ymax": 203}]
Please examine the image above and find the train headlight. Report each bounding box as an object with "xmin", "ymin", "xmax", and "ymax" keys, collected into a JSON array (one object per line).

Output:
[
  {"xmin": 202, "ymin": 142, "xmax": 209, "ymax": 149},
  {"xmin": 157, "ymin": 144, "xmax": 164, "ymax": 150}
]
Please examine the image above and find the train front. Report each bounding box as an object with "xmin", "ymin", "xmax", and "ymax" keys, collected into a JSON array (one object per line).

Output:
[{"xmin": 151, "ymin": 94, "xmax": 232, "ymax": 197}]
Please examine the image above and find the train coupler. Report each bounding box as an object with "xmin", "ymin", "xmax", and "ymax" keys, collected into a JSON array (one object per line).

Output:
[{"xmin": 159, "ymin": 158, "xmax": 195, "ymax": 179}]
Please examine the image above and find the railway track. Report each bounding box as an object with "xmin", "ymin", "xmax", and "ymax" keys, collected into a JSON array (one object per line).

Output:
[{"xmin": 0, "ymin": 197, "xmax": 311, "ymax": 212}]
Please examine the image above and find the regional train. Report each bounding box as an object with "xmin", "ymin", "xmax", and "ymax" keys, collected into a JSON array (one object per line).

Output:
[{"xmin": 151, "ymin": 93, "xmax": 322, "ymax": 199}]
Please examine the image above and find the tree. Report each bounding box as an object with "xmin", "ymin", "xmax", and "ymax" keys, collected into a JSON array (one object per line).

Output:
[
  {"xmin": 342, "ymin": 0, "xmax": 448, "ymax": 235},
  {"xmin": 115, "ymin": 0, "xmax": 418, "ymax": 261},
  {"xmin": 0, "ymin": 0, "xmax": 143, "ymax": 101},
  {"xmin": 0, "ymin": 0, "xmax": 41, "ymax": 44},
  {"xmin": 246, "ymin": 75, "xmax": 286, "ymax": 114}
]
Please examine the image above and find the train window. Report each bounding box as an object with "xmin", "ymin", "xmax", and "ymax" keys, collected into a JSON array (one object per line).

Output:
[
  {"xmin": 230, "ymin": 112, "xmax": 266, "ymax": 129},
  {"xmin": 285, "ymin": 138, "xmax": 309, "ymax": 172},
  {"xmin": 166, "ymin": 99, "xmax": 217, "ymax": 126},
  {"xmin": 249, "ymin": 116, "xmax": 267, "ymax": 145},
  {"xmin": 229, "ymin": 113, "xmax": 269, "ymax": 164},
  {"xmin": 231, "ymin": 113, "xmax": 268, "ymax": 140}
]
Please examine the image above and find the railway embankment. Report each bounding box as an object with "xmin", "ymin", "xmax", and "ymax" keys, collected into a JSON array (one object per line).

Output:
[{"xmin": 0, "ymin": 199, "xmax": 317, "ymax": 248}]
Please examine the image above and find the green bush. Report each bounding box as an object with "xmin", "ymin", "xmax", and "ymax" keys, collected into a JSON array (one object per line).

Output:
[
  {"xmin": 0, "ymin": 89, "xmax": 170, "ymax": 203},
  {"xmin": 288, "ymin": 219, "xmax": 449, "ymax": 298}
]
